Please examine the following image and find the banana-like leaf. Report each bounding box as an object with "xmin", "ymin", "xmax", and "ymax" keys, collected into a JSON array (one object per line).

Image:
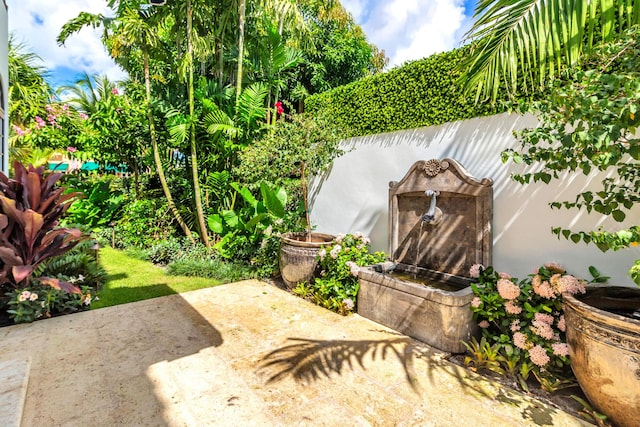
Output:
[
  {"xmin": 260, "ymin": 182, "xmax": 286, "ymax": 218},
  {"xmin": 221, "ymin": 209, "xmax": 239, "ymax": 228},
  {"xmin": 231, "ymin": 182, "xmax": 257, "ymax": 208},
  {"xmin": 207, "ymin": 213, "xmax": 224, "ymax": 233}
]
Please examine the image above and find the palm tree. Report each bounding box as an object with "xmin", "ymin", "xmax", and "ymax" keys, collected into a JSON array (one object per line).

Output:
[
  {"xmin": 7, "ymin": 37, "xmax": 52, "ymax": 166},
  {"xmin": 460, "ymin": 0, "xmax": 640, "ymax": 100},
  {"xmin": 7, "ymin": 37, "xmax": 51, "ymax": 128},
  {"xmin": 58, "ymin": 73, "xmax": 116, "ymax": 114},
  {"xmin": 58, "ymin": 2, "xmax": 196, "ymax": 243}
]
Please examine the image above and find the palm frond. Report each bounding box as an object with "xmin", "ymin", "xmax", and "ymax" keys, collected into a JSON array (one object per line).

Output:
[
  {"xmin": 460, "ymin": 0, "xmax": 640, "ymax": 101},
  {"xmin": 237, "ymin": 83, "xmax": 268, "ymax": 130}
]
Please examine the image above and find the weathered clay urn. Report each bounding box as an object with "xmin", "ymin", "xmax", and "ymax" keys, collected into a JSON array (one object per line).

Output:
[
  {"xmin": 563, "ymin": 286, "xmax": 640, "ymax": 427},
  {"xmin": 279, "ymin": 232, "xmax": 334, "ymax": 289}
]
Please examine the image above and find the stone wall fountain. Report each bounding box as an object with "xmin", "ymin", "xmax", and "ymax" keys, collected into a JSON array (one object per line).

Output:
[{"xmin": 357, "ymin": 158, "xmax": 493, "ymax": 353}]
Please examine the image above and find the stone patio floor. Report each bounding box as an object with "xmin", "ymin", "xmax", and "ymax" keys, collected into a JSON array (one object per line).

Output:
[{"xmin": 0, "ymin": 279, "xmax": 590, "ymax": 426}]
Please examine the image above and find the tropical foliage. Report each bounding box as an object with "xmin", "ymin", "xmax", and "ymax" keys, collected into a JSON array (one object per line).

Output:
[
  {"xmin": 0, "ymin": 162, "xmax": 87, "ymax": 294},
  {"xmin": 504, "ymin": 26, "xmax": 640, "ymax": 285},
  {"xmin": 294, "ymin": 233, "xmax": 386, "ymax": 315},
  {"xmin": 461, "ymin": 0, "xmax": 640, "ymax": 100},
  {"xmin": 305, "ymin": 47, "xmax": 503, "ymax": 138}
]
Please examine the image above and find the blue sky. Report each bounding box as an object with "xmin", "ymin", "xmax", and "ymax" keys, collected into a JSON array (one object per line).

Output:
[{"xmin": 8, "ymin": 0, "xmax": 479, "ymax": 89}]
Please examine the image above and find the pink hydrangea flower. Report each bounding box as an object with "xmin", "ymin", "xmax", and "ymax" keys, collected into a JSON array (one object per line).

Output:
[
  {"xmin": 529, "ymin": 345, "xmax": 551, "ymax": 367},
  {"xmin": 478, "ymin": 320, "xmax": 490, "ymax": 329},
  {"xmin": 329, "ymin": 245, "xmax": 341, "ymax": 259},
  {"xmin": 505, "ymin": 300, "xmax": 522, "ymax": 314},
  {"xmin": 544, "ymin": 262, "xmax": 565, "ymax": 274},
  {"xmin": 558, "ymin": 275, "xmax": 586, "ymax": 295},
  {"xmin": 497, "ymin": 278, "xmax": 520, "ymax": 300},
  {"xmin": 532, "ymin": 275, "xmax": 556, "ymax": 298},
  {"xmin": 531, "ymin": 321, "xmax": 555, "ymax": 340},
  {"xmin": 552, "ymin": 342, "xmax": 570, "ymax": 357},
  {"xmin": 498, "ymin": 272, "xmax": 511, "ymax": 280},
  {"xmin": 557, "ymin": 315, "xmax": 566, "ymax": 332},
  {"xmin": 471, "ymin": 297, "xmax": 481, "ymax": 308},
  {"xmin": 510, "ymin": 320, "xmax": 521, "ymax": 332},
  {"xmin": 513, "ymin": 332, "xmax": 528, "ymax": 349},
  {"xmin": 469, "ymin": 263, "xmax": 483, "ymax": 278},
  {"xmin": 342, "ymin": 298, "xmax": 355, "ymax": 311},
  {"xmin": 534, "ymin": 312, "xmax": 554, "ymax": 325},
  {"xmin": 345, "ymin": 261, "xmax": 359, "ymax": 277}
]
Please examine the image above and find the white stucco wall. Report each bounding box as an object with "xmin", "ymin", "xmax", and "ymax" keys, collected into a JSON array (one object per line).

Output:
[{"xmin": 309, "ymin": 112, "xmax": 640, "ymax": 287}]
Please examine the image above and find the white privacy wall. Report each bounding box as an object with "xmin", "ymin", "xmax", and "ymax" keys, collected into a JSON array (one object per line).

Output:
[{"xmin": 309, "ymin": 112, "xmax": 640, "ymax": 287}]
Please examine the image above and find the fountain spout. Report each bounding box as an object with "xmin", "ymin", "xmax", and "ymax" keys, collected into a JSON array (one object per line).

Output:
[{"xmin": 422, "ymin": 190, "xmax": 440, "ymax": 223}]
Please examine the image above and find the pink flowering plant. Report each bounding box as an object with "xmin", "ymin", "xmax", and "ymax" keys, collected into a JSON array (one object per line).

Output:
[
  {"xmin": 293, "ymin": 233, "xmax": 386, "ymax": 315},
  {"xmin": 466, "ymin": 262, "xmax": 605, "ymax": 392},
  {"xmin": 5, "ymin": 278, "xmax": 96, "ymax": 324},
  {"xmin": 17, "ymin": 103, "xmax": 92, "ymax": 152}
]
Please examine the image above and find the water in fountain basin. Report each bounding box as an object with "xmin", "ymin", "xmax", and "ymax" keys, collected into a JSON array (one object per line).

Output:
[{"xmin": 386, "ymin": 270, "xmax": 467, "ymax": 292}]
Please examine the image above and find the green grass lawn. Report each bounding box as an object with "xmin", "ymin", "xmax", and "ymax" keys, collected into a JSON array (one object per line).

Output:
[{"xmin": 92, "ymin": 247, "xmax": 222, "ymax": 308}]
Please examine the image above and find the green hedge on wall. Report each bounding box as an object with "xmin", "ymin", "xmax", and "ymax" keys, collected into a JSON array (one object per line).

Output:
[{"xmin": 304, "ymin": 46, "xmax": 507, "ymax": 137}]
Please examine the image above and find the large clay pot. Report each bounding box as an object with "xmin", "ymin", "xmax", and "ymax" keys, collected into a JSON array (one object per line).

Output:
[
  {"xmin": 279, "ymin": 232, "xmax": 334, "ymax": 289},
  {"xmin": 563, "ymin": 286, "xmax": 640, "ymax": 427}
]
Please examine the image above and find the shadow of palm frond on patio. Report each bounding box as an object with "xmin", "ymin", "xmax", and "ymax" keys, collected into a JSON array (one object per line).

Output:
[{"xmin": 257, "ymin": 335, "xmax": 435, "ymax": 392}]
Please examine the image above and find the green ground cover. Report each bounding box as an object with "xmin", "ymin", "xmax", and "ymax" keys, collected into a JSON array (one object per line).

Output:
[{"xmin": 93, "ymin": 247, "xmax": 222, "ymax": 308}]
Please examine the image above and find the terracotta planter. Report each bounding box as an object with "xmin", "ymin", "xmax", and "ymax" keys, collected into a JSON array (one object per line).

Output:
[
  {"xmin": 279, "ymin": 232, "xmax": 334, "ymax": 289},
  {"xmin": 563, "ymin": 286, "xmax": 640, "ymax": 427}
]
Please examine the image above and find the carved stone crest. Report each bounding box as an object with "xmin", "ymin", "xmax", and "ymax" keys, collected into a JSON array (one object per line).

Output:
[{"xmin": 422, "ymin": 159, "xmax": 442, "ymax": 177}]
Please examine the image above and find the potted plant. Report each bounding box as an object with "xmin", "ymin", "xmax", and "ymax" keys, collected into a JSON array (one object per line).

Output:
[
  {"xmin": 503, "ymin": 28, "xmax": 640, "ymax": 427},
  {"xmin": 293, "ymin": 232, "xmax": 386, "ymax": 314},
  {"xmin": 236, "ymin": 111, "xmax": 345, "ymax": 288}
]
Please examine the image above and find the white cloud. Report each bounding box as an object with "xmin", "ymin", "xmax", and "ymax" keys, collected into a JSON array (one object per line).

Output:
[
  {"xmin": 340, "ymin": 0, "xmax": 368, "ymax": 22},
  {"xmin": 8, "ymin": 0, "xmax": 127, "ymax": 85},
  {"xmin": 341, "ymin": 0, "xmax": 469, "ymax": 69}
]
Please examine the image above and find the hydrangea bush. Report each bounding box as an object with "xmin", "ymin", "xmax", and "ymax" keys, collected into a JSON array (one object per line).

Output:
[
  {"xmin": 467, "ymin": 262, "xmax": 599, "ymax": 392},
  {"xmin": 293, "ymin": 233, "xmax": 386, "ymax": 315}
]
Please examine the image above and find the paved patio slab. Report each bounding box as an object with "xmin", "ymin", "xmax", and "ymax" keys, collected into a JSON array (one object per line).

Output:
[{"xmin": 0, "ymin": 280, "xmax": 589, "ymax": 426}]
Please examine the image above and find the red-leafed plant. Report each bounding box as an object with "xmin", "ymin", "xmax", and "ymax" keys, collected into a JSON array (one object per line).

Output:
[{"xmin": 0, "ymin": 162, "xmax": 87, "ymax": 294}]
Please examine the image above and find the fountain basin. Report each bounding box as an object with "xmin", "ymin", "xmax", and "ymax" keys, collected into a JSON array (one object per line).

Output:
[
  {"xmin": 356, "ymin": 159, "xmax": 492, "ymax": 353},
  {"xmin": 358, "ymin": 263, "xmax": 478, "ymax": 353}
]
